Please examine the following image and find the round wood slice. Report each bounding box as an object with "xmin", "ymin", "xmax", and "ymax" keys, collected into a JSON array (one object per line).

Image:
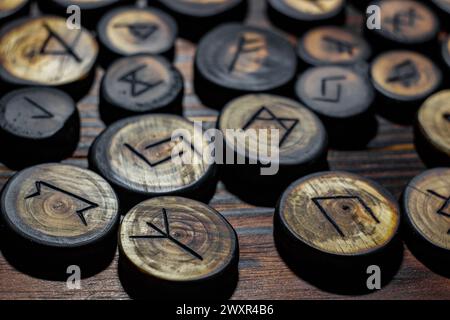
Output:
[
  {"xmin": 194, "ymin": 23, "xmax": 297, "ymax": 109},
  {"xmin": 267, "ymin": 0, "xmax": 346, "ymax": 34},
  {"xmin": 402, "ymin": 168, "xmax": 450, "ymax": 258},
  {"xmin": 0, "ymin": 0, "xmax": 29, "ymax": 23},
  {"xmin": 155, "ymin": 0, "xmax": 247, "ymax": 40},
  {"xmin": 295, "ymin": 65, "xmax": 375, "ymax": 147},
  {"xmin": 119, "ymin": 196, "xmax": 238, "ymax": 297},
  {"xmin": 415, "ymin": 90, "xmax": 450, "ymax": 167},
  {"xmin": 370, "ymin": 50, "xmax": 442, "ymax": 121},
  {"xmin": 0, "ymin": 163, "xmax": 120, "ymax": 251},
  {"xmin": 97, "ymin": 6, "xmax": 177, "ymax": 64},
  {"xmin": 218, "ymin": 94, "xmax": 328, "ymax": 187},
  {"xmin": 0, "ymin": 16, "xmax": 98, "ymax": 100},
  {"xmin": 430, "ymin": 0, "xmax": 450, "ymax": 30},
  {"xmin": 366, "ymin": 0, "xmax": 439, "ymax": 52},
  {"xmin": 442, "ymin": 36, "xmax": 450, "ymax": 71},
  {"xmin": 275, "ymin": 171, "xmax": 400, "ymax": 264},
  {"xmin": 99, "ymin": 54, "xmax": 184, "ymax": 124},
  {"xmin": 297, "ymin": 26, "xmax": 371, "ymax": 67},
  {"xmin": 0, "ymin": 88, "xmax": 80, "ymax": 169},
  {"xmin": 89, "ymin": 114, "xmax": 216, "ymax": 207}
]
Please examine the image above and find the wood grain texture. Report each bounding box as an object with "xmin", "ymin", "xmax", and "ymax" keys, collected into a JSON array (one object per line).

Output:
[
  {"xmin": 268, "ymin": 0, "xmax": 344, "ymax": 20},
  {"xmin": 0, "ymin": 0, "xmax": 449, "ymax": 300}
]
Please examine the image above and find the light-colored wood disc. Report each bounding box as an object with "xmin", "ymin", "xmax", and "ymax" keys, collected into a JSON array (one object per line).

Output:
[
  {"xmin": 268, "ymin": 0, "xmax": 344, "ymax": 19},
  {"xmin": 119, "ymin": 196, "xmax": 238, "ymax": 282},
  {"xmin": 98, "ymin": 6, "xmax": 177, "ymax": 57},
  {"xmin": 51, "ymin": 0, "xmax": 120, "ymax": 9},
  {"xmin": 371, "ymin": 50, "xmax": 441, "ymax": 101},
  {"xmin": 403, "ymin": 168, "xmax": 450, "ymax": 251},
  {"xmin": 298, "ymin": 26, "xmax": 370, "ymax": 66},
  {"xmin": 0, "ymin": 163, "xmax": 119, "ymax": 247},
  {"xmin": 373, "ymin": 0, "xmax": 438, "ymax": 44},
  {"xmin": 218, "ymin": 94, "xmax": 327, "ymax": 166},
  {"xmin": 0, "ymin": 0, "xmax": 27, "ymax": 18},
  {"xmin": 417, "ymin": 90, "xmax": 450, "ymax": 159},
  {"xmin": 90, "ymin": 114, "xmax": 214, "ymax": 197},
  {"xmin": 277, "ymin": 171, "xmax": 400, "ymax": 256},
  {"xmin": 0, "ymin": 16, "xmax": 98, "ymax": 86},
  {"xmin": 157, "ymin": 0, "xmax": 242, "ymax": 17}
]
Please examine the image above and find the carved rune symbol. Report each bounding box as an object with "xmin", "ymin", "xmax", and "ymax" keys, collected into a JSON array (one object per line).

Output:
[
  {"xmin": 313, "ymin": 75, "xmax": 347, "ymax": 103},
  {"xmin": 385, "ymin": 8, "xmax": 423, "ymax": 34},
  {"xmin": 427, "ymin": 190, "xmax": 450, "ymax": 234},
  {"xmin": 25, "ymin": 181, "xmax": 98, "ymax": 226},
  {"xmin": 322, "ymin": 36, "xmax": 356, "ymax": 55},
  {"xmin": 24, "ymin": 97, "xmax": 53, "ymax": 119},
  {"xmin": 124, "ymin": 136, "xmax": 199, "ymax": 169},
  {"xmin": 228, "ymin": 32, "xmax": 267, "ymax": 74},
  {"xmin": 119, "ymin": 65, "xmax": 164, "ymax": 97},
  {"xmin": 39, "ymin": 23, "xmax": 83, "ymax": 63},
  {"xmin": 113, "ymin": 23, "xmax": 159, "ymax": 41},
  {"xmin": 242, "ymin": 106, "xmax": 299, "ymax": 147},
  {"xmin": 386, "ymin": 59, "xmax": 420, "ymax": 87},
  {"xmin": 129, "ymin": 208, "xmax": 203, "ymax": 260},
  {"xmin": 312, "ymin": 196, "xmax": 380, "ymax": 237}
]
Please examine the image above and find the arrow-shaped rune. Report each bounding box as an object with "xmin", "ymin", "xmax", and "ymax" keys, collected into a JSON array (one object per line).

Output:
[
  {"xmin": 25, "ymin": 181, "xmax": 98, "ymax": 226},
  {"xmin": 24, "ymin": 97, "xmax": 54, "ymax": 119}
]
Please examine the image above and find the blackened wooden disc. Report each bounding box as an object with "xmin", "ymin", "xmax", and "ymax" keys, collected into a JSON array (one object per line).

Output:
[
  {"xmin": 275, "ymin": 171, "xmax": 400, "ymax": 258},
  {"xmin": 370, "ymin": 50, "xmax": 442, "ymax": 120},
  {"xmin": 367, "ymin": 0, "xmax": 439, "ymax": 51},
  {"xmin": 430, "ymin": 0, "xmax": 450, "ymax": 30},
  {"xmin": 97, "ymin": 6, "xmax": 177, "ymax": 64},
  {"xmin": 155, "ymin": 0, "xmax": 246, "ymax": 40},
  {"xmin": 0, "ymin": 16, "xmax": 98, "ymax": 100},
  {"xmin": 443, "ymin": 36, "xmax": 450, "ymax": 71},
  {"xmin": 0, "ymin": 0, "xmax": 29, "ymax": 22},
  {"xmin": 195, "ymin": 23, "xmax": 297, "ymax": 109},
  {"xmin": 0, "ymin": 88, "xmax": 80, "ymax": 169},
  {"xmin": 89, "ymin": 114, "xmax": 216, "ymax": 206},
  {"xmin": 119, "ymin": 196, "xmax": 238, "ymax": 296},
  {"xmin": 402, "ymin": 168, "xmax": 450, "ymax": 255},
  {"xmin": 415, "ymin": 90, "xmax": 450, "ymax": 167},
  {"xmin": 99, "ymin": 54, "xmax": 184, "ymax": 124},
  {"xmin": 218, "ymin": 94, "xmax": 328, "ymax": 185},
  {"xmin": 267, "ymin": 0, "xmax": 346, "ymax": 34},
  {"xmin": 298, "ymin": 26, "xmax": 371, "ymax": 67},
  {"xmin": 0, "ymin": 163, "xmax": 119, "ymax": 249}
]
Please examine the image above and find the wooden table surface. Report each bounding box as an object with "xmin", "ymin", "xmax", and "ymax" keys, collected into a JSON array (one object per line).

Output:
[{"xmin": 0, "ymin": 0, "xmax": 449, "ymax": 300}]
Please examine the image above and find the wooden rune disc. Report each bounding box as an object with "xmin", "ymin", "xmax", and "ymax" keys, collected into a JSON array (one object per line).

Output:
[
  {"xmin": 0, "ymin": 16, "xmax": 98, "ymax": 99},
  {"xmin": 0, "ymin": 163, "xmax": 120, "ymax": 249},
  {"xmin": 99, "ymin": 55, "xmax": 184, "ymax": 124},
  {"xmin": 97, "ymin": 6, "xmax": 177, "ymax": 63},
  {"xmin": 267, "ymin": 0, "xmax": 346, "ymax": 34},
  {"xmin": 194, "ymin": 23, "xmax": 297, "ymax": 109},
  {"xmin": 297, "ymin": 26, "xmax": 371, "ymax": 66},
  {"xmin": 415, "ymin": 90, "xmax": 450, "ymax": 167},
  {"xmin": 275, "ymin": 171, "xmax": 400, "ymax": 259},
  {"xmin": 442, "ymin": 36, "xmax": 450, "ymax": 70},
  {"xmin": 119, "ymin": 196, "xmax": 238, "ymax": 287},
  {"xmin": 0, "ymin": 0, "xmax": 29, "ymax": 22},
  {"xmin": 367, "ymin": 0, "xmax": 439, "ymax": 50},
  {"xmin": 89, "ymin": 114, "xmax": 216, "ymax": 206},
  {"xmin": 0, "ymin": 88, "xmax": 80, "ymax": 168},
  {"xmin": 402, "ymin": 168, "xmax": 450, "ymax": 255},
  {"xmin": 370, "ymin": 50, "xmax": 442, "ymax": 117},
  {"xmin": 218, "ymin": 94, "xmax": 328, "ymax": 186}
]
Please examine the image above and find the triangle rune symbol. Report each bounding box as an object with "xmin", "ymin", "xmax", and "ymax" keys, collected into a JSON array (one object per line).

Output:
[
  {"xmin": 113, "ymin": 23, "xmax": 159, "ymax": 41},
  {"xmin": 242, "ymin": 106, "xmax": 299, "ymax": 147},
  {"xmin": 39, "ymin": 23, "xmax": 83, "ymax": 63},
  {"xmin": 119, "ymin": 65, "xmax": 164, "ymax": 97},
  {"xmin": 25, "ymin": 181, "xmax": 98, "ymax": 227},
  {"xmin": 24, "ymin": 97, "xmax": 53, "ymax": 119},
  {"xmin": 129, "ymin": 208, "xmax": 203, "ymax": 260}
]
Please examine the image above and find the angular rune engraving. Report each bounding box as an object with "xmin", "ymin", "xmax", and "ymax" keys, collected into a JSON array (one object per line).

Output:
[
  {"xmin": 242, "ymin": 106, "xmax": 299, "ymax": 147},
  {"xmin": 24, "ymin": 97, "xmax": 53, "ymax": 119},
  {"xmin": 312, "ymin": 196, "xmax": 380, "ymax": 237},
  {"xmin": 25, "ymin": 181, "xmax": 98, "ymax": 226},
  {"xmin": 312, "ymin": 75, "xmax": 346, "ymax": 103},
  {"xmin": 129, "ymin": 208, "xmax": 203, "ymax": 260},
  {"xmin": 39, "ymin": 23, "xmax": 83, "ymax": 63},
  {"xmin": 427, "ymin": 189, "xmax": 450, "ymax": 234},
  {"xmin": 119, "ymin": 65, "xmax": 164, "ymax": 97},
  {"xmin": 113, "ymin": 23, "xmax": 159, "ymax": 41},
  {"xmin": 322, "ymin": 36, "xmax": 356, "ymax": 55},
  {"xmin": 228, "ymin": 32, "xmax": 267, "ymax": 74},
  {"xmin": 386, "ymin": 59, "xmax": 420, "ymax": 87},
  {"xmin": 385, "ymin": 8, "xmax": 423, "ymax": 34}
]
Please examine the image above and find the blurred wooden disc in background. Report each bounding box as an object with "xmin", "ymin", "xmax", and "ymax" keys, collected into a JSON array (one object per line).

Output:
[{"xmin": 0, "ymin": 0, "xmax": 29, "ymax": 22}]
